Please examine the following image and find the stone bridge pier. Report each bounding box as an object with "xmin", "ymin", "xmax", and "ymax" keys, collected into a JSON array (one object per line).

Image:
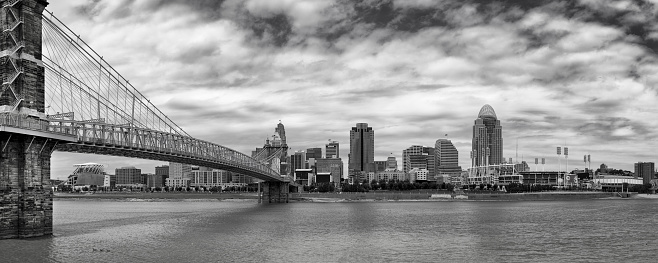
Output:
[
  {"xmin": 261, "ymin": 182, "xmax": 289, "ymax": 203},
  {"xmin": 0, "ymin": 0, "xmax": 53, "ymax": 240}
]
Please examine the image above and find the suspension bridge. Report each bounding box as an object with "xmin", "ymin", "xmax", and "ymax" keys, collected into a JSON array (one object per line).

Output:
[{"xmin": 0, "ymin": 0, "xmax": 290, "ymax": 240}]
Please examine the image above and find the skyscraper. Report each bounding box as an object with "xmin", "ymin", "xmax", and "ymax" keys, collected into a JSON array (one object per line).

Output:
[
  {"xmin": 472, "ymin": 104, "xmax": 503, "ymax": 167},
  {"xmin": 326, "ymin": 140, "xmax": 339, "ymax": 158},
  {"xmin": 435, "ymin": 139, "xmax": 462, "ymax": 175},
  {"xmin": 349, "ymin": 123, "xmax": 374, "ymax": 173}
]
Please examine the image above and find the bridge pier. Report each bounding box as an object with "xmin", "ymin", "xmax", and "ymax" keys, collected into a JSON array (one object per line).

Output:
[
  {"xmin": 0, "ymin": 133, "xmax": 57, "ymax": 239},
  {"xmin": 261, "ymin": 181, "xmax": 289, "ymax": 203},
  {"xmin": 0, "ymin": 0, "xmax": 52, "ymax": 240}
]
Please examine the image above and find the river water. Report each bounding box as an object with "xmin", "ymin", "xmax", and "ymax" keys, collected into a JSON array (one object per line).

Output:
[{"xmin": 1, "ymin": 199, "xmax": 656, "ymax": 262}]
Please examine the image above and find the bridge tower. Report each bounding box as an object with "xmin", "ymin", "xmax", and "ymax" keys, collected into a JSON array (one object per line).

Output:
[{"xmin": 0, "ymin": 0, "xmax": 60, "ymax": 239}]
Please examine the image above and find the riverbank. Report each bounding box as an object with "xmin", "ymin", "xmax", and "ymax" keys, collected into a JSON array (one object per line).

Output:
[
  {"xmin": 53, "ymin": 191, "xmax": 658, "ymax": 202},
  {"xmin": 291, "ymin": 191, "xmax": 658, "ymax": 202}
]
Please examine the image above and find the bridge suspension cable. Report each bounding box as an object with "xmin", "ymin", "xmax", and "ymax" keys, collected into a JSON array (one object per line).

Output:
[{"xmin": 41, "ymin": 10, "xmax": 188, "ymax": 136}]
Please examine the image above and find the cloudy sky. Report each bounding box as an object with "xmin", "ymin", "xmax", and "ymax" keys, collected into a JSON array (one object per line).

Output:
[{"xmin": 47, "ymin": 0, "xmax": 658, "ymax": 178}]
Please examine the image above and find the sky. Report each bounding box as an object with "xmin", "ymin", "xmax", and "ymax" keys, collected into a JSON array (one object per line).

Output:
[{"xmin": 47, "ymin": 0, "xmax": 658, "ymax": 179}]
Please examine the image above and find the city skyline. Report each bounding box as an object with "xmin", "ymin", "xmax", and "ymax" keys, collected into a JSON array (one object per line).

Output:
[{"xmin": 48, "ymin": 1, "xmax": 658, "ymax": 178}]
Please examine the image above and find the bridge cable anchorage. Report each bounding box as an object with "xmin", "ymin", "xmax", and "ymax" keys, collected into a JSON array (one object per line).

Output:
[{"xmin": 39, "ymin": 11, "xmax": 282, "ymax": 181}]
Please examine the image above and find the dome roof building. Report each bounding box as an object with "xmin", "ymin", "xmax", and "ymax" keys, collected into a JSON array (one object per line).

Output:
[{"xmin": 472, "ymin": 104, "xmax": 503, "ymax": 167}]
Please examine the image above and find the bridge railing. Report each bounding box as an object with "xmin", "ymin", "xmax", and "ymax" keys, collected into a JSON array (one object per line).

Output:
[
  {"xmin": 49, "ymin": 120, "xmax": 281, "ymax": 179},
  {"xmin": 0, "ymin": 112, "xmax": 76, "ymax": 138}
]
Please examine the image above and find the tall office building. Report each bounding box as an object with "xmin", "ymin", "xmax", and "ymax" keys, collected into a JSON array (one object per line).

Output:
[
  {"xmin": 349, "ymin": 123, "xmax": 375, "ymax": 173},
  {"xmin": 435, "ymin": 139, "xmax": 462, "ymax": 175},
  {"xmin": 634, "ymin": 162, "xmax": 655, "ymax": 184},
  {"xmin": 306, "ymin": 148, "xmax": 322, "ymax": 160},
  {"xmin": 326, "ymin": 140, "xmax": 339, "ymax": 158},
  {"xmin": 403, "ymin": 145, "xmax": 435, "ymax": 176},
  {"xmin": 275, "ymin": 121, "xmax": 287, "ymax": 145},
  {"xmin": 290, "ymin": 151, "xmax": 306, "ymax": 176},
  {"xmin": 472, "ymin": 104, "xmax": 503, "ymax": 167}
]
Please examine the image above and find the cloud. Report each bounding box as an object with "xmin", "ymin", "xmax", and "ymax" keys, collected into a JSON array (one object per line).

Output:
[{"xmin": 44, "ymin": 0, "xmax": 658, "ymax": 178}]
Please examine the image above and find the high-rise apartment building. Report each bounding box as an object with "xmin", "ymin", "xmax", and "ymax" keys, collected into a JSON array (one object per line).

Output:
[
  {"xmin": 403, "ymin": 146, "xmax": 435, "ymax": 176},
  {"xmin": 349, "ymin": 123, "xmax": 374, "ymax": 173},
  {"xmin": 435, "ymin": 139, "xmax": 462, "ymax": 175},
  {"xmin": 634, "ymin": 162, "xmax": 655, "ymax": 184},
  {"xmin": 326, "ymin": 140, "xmax": 339, "ymax": 158},
  {"xmin": 472, "ymin": 104, "xmax": 503, "ymax": 167}
]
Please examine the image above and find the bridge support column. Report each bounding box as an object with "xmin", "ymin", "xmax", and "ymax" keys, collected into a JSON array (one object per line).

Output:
[
  {"xmin": 262, "ymin": 181, "xmax": 289, "ymax": 203},
  {"xmin": 0, "ymin": 133, "xmax": 57, "ymax": 239}
]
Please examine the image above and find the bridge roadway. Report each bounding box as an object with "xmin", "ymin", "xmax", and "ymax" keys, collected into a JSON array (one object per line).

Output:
[{"xmin": 0, "ymin": 112, "xmax": 285, "ymax": 182}]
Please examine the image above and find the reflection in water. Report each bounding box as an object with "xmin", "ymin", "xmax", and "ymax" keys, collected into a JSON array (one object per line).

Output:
[{"xmin": 0, "ymin": 199, "xmax": 656, "ymax": 262}]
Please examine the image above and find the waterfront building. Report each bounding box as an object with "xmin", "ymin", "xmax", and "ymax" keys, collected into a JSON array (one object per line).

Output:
[
  {"xmin": 403, "ymin": 145, "xmax": 435, "ymax": 176},
  {"xmin": 115, "ymin": 166, "xmax": 142, "ymax": 187},
  {"xmin": 146, "ymin": 173, "xmax": 166, "ymax": 188},
  {"xmin": 315, "ymin": 158, "xmax": 343, "ymax": 185},
  {"xmin": 435, "ymin": 139, "xmax": 462, "ymax": 176},
  {"xmin": 326, "ymin": 140, "xmax": 339, "ymax": 158},
  {"xmin": 349, "ymin": 123, "xmax": 375, "ymax": 173},
  {"xmin": 166, "ymin": 162, "xmax": 192, "ymax": 188},
  {"xmin": 375, "ymin": 169, "xmax": 405, "ymax": 181},
  {"xmin": 191, "ymin": 169, "xmax": 229, "ymax": 188},
  {"xmin": 593, "ymin": 175, "xmax": 644, "ymax": 191},
  {"xmin": 472, "ymin": 104, "xmax": 503, "ymax": 167},
  {"xmin": 231, "ymin": 173, "xmax": 254, "ymax": 184},
  {"xmin": 634, "ymin": 162, "xmax": 656, "ymax": 184},
  {"xmin": 316, "ymin": 172, "xmax": 331, "ymax": 183},
  {"xmin": 409, "ymin": 168, "xmax": 429, "ymax": 183},
  {"xmin": 295, "ymin": 169, "xmax": 313, "ymax": 186}
]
